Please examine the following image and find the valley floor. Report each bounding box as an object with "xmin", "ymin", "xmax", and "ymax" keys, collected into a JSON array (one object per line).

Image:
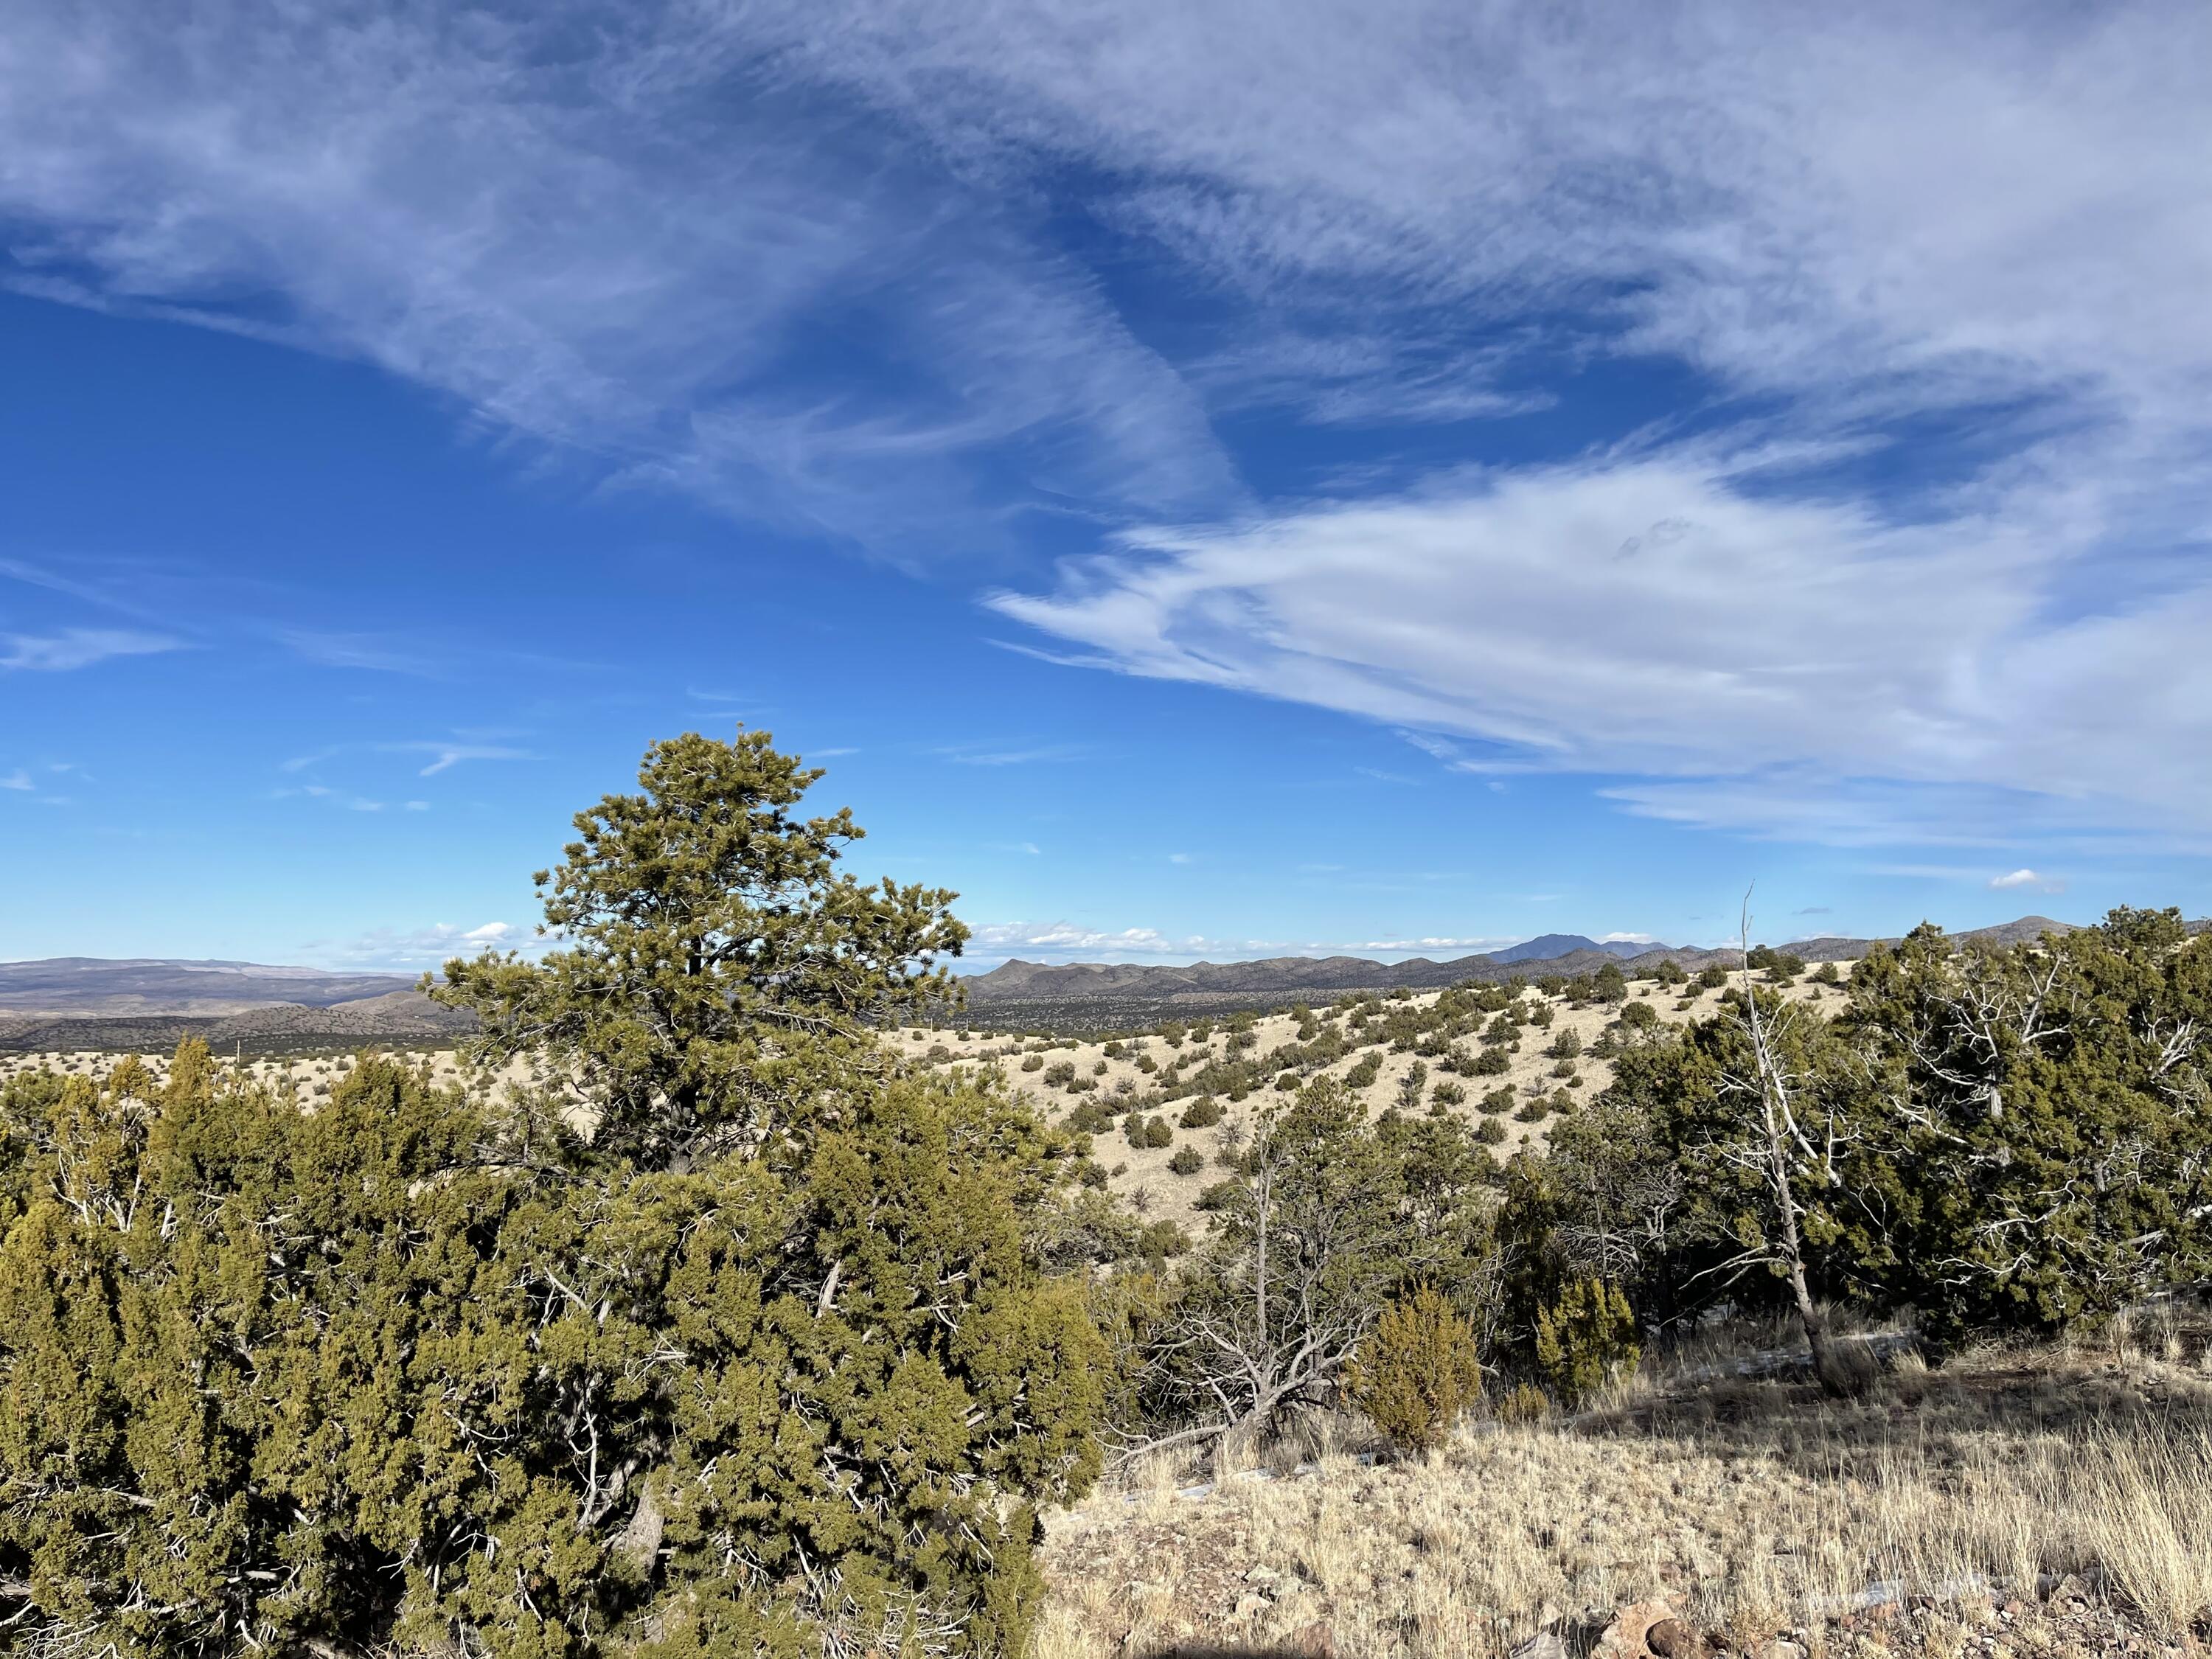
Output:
[{"xmin": 1036, "ymin": 1320, "xmax": 2212, "ymax": 1659}]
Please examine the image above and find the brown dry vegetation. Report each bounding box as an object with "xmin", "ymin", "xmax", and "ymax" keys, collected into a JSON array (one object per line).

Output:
[
  {"xmin": 891, "ymin": 979, "xmax": 1835, "ymax": 1225},
  {"xmin": 1034, "ymin": 1315, "xmax": 2212, "ymax": 1659}
]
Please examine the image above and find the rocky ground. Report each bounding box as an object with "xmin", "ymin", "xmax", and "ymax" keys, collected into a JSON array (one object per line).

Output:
[{"xmin": 1034, "ymin": 1330, "xmax": 2212, "ymax": 1659}]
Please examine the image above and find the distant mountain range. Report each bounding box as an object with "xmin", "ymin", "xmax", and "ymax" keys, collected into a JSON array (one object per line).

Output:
[
  {"xmin": 1487, "ymin": 933, "xmax": 1657, "ymax": 964},
  {"xmin": 0, "ymin": 917, "xmax": 2093, "ymax": 1048},
  {"xmin": 0, "ymin": 957, "xmax": 418, "ymax": 1017},
  {"xmin": 957, "ymin": 919, "xmax": 2081, "ymax": 1027},
  {"xmin": 0, "ymin": 959, "xmax": 469, "ymax": 1053}
]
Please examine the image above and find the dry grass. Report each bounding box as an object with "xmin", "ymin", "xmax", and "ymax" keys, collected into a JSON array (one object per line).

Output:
[
  {"xmin": 1039, "ymin": 1329, "xmax": 2212, "ymax": 1659},
  {"xmin": 894, "ymin": 981, "xmax": 1839, "ymax": 1228}
]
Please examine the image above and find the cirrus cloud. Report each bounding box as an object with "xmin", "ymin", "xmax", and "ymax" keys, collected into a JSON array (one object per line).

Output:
[
  {"xmin": 0, "ymin": 628, "xmax": 181, "ymax": 672},
  {"xmin": 991, "ymin": 449, "xmax": 2212, "ymax": 847}
]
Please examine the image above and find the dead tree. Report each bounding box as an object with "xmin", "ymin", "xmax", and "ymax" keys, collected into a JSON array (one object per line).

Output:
[{"xmin": 1709, "ymin": 892, "xmax": 1865, "ymax": 1396}]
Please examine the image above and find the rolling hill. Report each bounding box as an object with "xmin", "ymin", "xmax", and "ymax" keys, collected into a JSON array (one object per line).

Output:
[
  {"xmin": 953, "ymin": 917, "xmax": 2087, "ymax": 1029},
  {"xmin": 0, "ymin": 959, "xmax": 472, "ymax": 1053}
]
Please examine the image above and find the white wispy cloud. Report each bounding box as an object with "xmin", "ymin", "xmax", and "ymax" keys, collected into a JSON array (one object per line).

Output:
[
  {"xmin": 275, "ymin": 782, "xmax": 388, "ymax": 813},
  {"xmin": 1989, "ymin": 868, "xmax": 2065, "ymax": 894},
  {"xmin": 773, "ymin": 1, "xmax": 2212, "ymax": 445},
  {"xmin": 0, "ymin": 771, "xmax": 30, "ymax": 791},
  {"xmin": 967, "ymin": 922, "xmax": 1196, "ymax": 959},
  {"xmin": 0, "ymin": 1, "xmax": 1235, "ymax": 545},
  {"xmin": 378, "ymin": 742, "xmax": 534, "ymax": 777},
  {"xmin": 992, "ymin": 451, "xmax": 2212, "ymax": 846},
  {"xmin": 0, "ymin": 628, "xmax": 181, "ymax": 672},
  {"xmin": 304, "ymin": 919, "xmax": 528, "ymax": 970},
  {"xmin": 278, "ymin": 630, "xmax": 438, "ymax": 675},
  {"xmin": 936, "ymin": 743, "xmax": 1083, "ymax": 767},
  {"xmin": 963, "ymin": 919, "xmax": 1519, "ymax": 966},
  {"xmin": 7, "ymin": 0, "xmax": 2208, "ymax": 863}
]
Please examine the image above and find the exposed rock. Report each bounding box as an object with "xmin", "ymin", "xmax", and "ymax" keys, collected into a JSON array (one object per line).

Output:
[
  {"xmin": 1284, "ymin": 1619, "xmax": 1337, "ymax": 1659},
  {"xmin": 1596, "ymin": 1601, "xmax": 1679, "ymax": 1659},
  {"xmin": 1649, "ymin": 1617, "xmax": 1711, "ymax": 1659}
]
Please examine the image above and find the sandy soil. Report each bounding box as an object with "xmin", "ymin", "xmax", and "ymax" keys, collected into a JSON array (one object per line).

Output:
[{"xmin": 891, "ymin": 978, "xmax": 1839, "ymax": 1231}]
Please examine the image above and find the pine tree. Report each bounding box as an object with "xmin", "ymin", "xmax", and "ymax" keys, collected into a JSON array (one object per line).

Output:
[
  {"xmin": 433, "ymin": 729, "xmax": 969, "ymax": 1172},
  {"xmin": 1346, "ymin": 1286, "xmax": 1484, "ymax": 1451},
  {"xmin": 0, "ymin": 734, "xmax": 1107, "ymax": 1659}
]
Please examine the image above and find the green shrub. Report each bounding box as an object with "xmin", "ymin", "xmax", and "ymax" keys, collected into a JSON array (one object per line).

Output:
[
  {"xmin": 1195, "ymin": 1179, "xmax": 1240, "ymax": 1212},
  {"xmin": 1534, "ymin": 1279, "xmax": 1641, "ymax": 1407},
  {"xmin": 1179, "ymin": 1096, "xmax": 1225, "ymax": 1130},
  {"xmin": 1064, "ymin": 1099, "xmax": 1116, "ymax": 1134},
  {"xmin": 1479, "ymin": 1086, "xmax": 1514, "ymax": 1115},
  {"xmin": 1394, "ymin": 1061, "xmax": 1428, "ymax": 1111},
  {"xmin": 1430, "ymin": 1080, "xmax": 1467, "ymax": 1107},
  {"xmin": 1472, "ymin": 1046, "xmax": 1510, "ymax": 1077},
  {"xmin": 1020, "ymin": 1053, "xmax": 1044, "ymax": 1072},
  {"xmin": 1169, "ymin": 1147, "xmax": 1205, "ymax": 1175},
  {"xmin": 1495, "ymin": 1382, "xmax": 1550, "ymax": 1425},
  {"xmin": 1345, "ymin": 1285, "xmax": 1484, "ymax": 1453},
  {"xmin": 1138, "ymin": 1220, "xmax": 1191, "ymax": 1259},
  {"xmin": 1547, "ymin": 1026, "xmax": 1583, "ymax": 1060},
  {"xmin": 1475, "ymin": 1117, "xmax": 1508, "ymax": 1144}
]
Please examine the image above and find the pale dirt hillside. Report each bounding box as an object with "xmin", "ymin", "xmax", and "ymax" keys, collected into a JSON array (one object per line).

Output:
[
  {"xmin": 1, "ymin": 978, "xmax": 1836, "ymax": 1228},
  {"xmin": 1035, "ymin": 1315, "xmax": 2212, "ymax": 1659},
  {"xmin": 893, "ymin": 977, "xmax": 1835, "ymax": 1231},
  {"xmin": 0, "ymin": 1046, "xmax": 526, "ymax": 1095}
]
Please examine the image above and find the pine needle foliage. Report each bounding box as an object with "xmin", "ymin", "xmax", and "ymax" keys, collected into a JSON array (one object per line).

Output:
[
  {"xmin": 1346, "ymin": 1285, "xmax": 1484, "ymax": 1452},
  {"xmin": 1534, "ymin": 1279, "xmax": 1641, "ymax": 1407},
  {"xmin": 0, "ymin": 734, "xmax": 1106, "ymax": 1659}
]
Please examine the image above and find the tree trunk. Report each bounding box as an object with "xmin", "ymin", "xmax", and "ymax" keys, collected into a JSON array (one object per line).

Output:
[
  {"xmin": 1788, "ymin": 1254, "xmax": 1857, "ymax": 1397},
  {"xmin": 1772, "ymin": 1151, "xmax": 1858, "ymax": 1397}
]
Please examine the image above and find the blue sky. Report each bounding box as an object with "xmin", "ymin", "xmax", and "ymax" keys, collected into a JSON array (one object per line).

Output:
[{"xmin": 3, "ymin": 1, "xmax": 2210, "ymax": 971}]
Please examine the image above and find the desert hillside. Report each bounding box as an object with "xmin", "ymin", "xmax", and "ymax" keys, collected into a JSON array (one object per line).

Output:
[{"xmin": 893, "ymin": 970, "xmax": 1834, "ymax": 1227}]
